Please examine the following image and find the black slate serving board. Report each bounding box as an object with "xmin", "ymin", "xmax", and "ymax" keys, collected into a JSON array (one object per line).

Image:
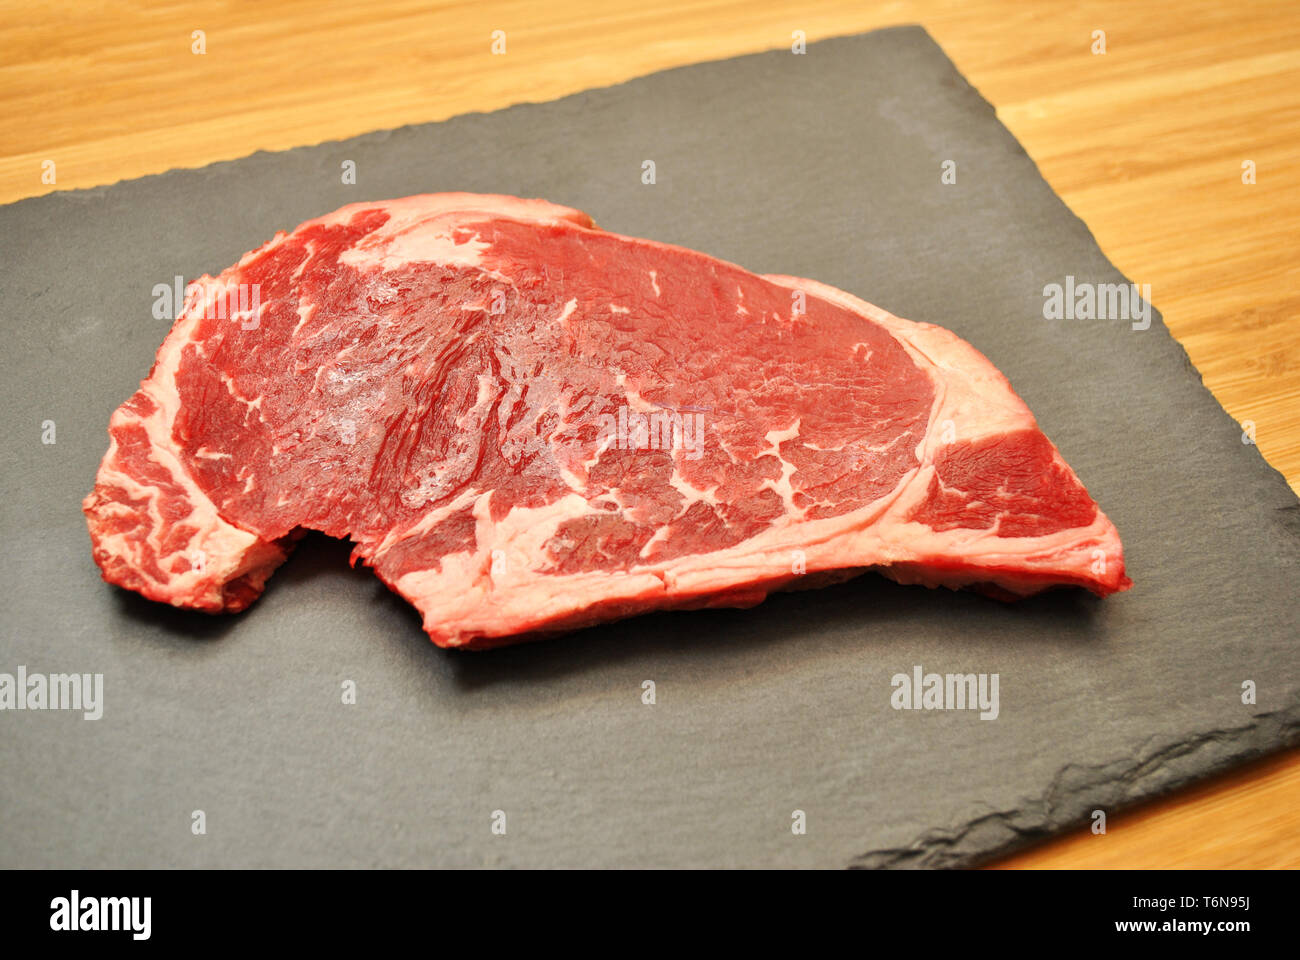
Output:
[{"xmin": 1, "ymin": 26, "xmax": 1297, "ymax": 868}]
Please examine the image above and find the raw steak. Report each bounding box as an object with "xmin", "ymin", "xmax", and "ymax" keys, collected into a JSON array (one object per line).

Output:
[{"xmin": 84, "ymin": 193, "xmax": 1130, "ymax": 648}]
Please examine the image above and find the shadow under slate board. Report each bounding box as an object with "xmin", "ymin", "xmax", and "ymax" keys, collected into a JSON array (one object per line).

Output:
[{"xmin": 1, "ymin": 26, "xmax": 1297, "ymax": 869}]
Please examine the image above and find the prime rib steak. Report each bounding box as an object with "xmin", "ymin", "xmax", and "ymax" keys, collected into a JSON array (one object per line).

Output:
[{"xmin": 84, "ymin": 193, "xmax": 1130, "ymax": 648}]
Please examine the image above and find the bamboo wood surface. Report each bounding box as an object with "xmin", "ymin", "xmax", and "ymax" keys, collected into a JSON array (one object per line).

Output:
[{"xmin": 2, "ymin": 0, "xmax": 1296, "ymax": 868}]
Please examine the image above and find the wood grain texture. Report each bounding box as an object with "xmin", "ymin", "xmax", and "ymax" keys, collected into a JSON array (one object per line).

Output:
[{"xmin": 2, "ymin": 0, "xmax": 1296, "ymax": 868}]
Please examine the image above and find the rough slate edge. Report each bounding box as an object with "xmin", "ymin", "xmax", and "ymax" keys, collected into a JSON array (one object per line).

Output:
[
  {"xmin": 1, "ymin": 26, "xmax": 1296, "ymax": 870},
  {"xmin": 865, "ymin": 712, "xmax": 1300, "ymax": 868}
]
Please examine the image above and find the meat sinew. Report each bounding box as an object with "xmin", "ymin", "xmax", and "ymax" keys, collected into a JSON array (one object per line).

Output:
[{"xmin": 84, "ymin": 193, "xmax": 1130, "ymax": 648}]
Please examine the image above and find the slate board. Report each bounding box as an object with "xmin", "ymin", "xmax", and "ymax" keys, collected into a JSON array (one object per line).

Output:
[{"xmin": 1, "ymin": 26, "xmax": 1297, "ymax": 869}]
